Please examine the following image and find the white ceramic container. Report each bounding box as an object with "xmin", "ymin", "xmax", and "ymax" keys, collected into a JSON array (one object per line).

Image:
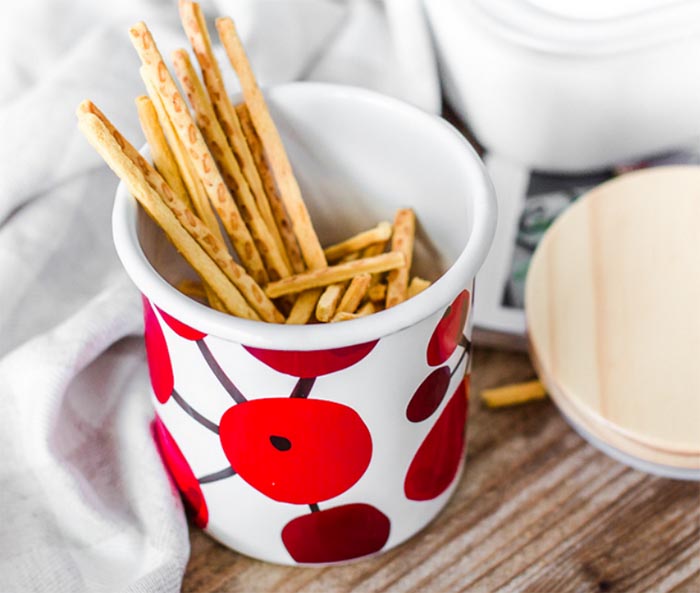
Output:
[
  {"xmin": 112, "ymin": 83, "xmax": 496, "ymax": 565},
  {"xmin": 425, "ymin": 0, "xmax": 700, "ymax": 172}
]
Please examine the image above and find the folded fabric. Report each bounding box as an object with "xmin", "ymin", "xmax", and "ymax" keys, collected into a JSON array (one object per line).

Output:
[{"xmin": 0, "ymin": 0, "xmax": 439, "ymax": 591}]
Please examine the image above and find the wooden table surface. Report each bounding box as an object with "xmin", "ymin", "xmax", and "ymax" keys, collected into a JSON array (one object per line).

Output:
[{"xmin": 182, "ymin": 347, "xmax": 700, "ymax": 593}]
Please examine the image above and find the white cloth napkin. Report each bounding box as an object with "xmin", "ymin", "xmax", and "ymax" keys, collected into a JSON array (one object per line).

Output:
[{"xmin": 0, "ymin": 1, "xmax": 438, "ymax": 590}]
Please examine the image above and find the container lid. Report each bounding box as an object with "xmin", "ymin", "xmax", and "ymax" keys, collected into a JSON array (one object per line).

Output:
[
  {"xmin": 471, "ymin": 0, "xmax": 700, "ymax": 55},
  {"xmin": 525, "ymin": 166, "xmax": 700, "ymax": 480}
]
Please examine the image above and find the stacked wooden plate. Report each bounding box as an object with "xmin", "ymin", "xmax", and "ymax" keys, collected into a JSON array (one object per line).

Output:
[{"xmin": 526, "ymin": 166, "xmax": 700, "ymax": 480}]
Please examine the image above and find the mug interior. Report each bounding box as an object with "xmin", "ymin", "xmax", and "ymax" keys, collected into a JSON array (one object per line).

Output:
[{"xmin": 115, "ymin": 82, "xmax": 495, "ymax": 349}]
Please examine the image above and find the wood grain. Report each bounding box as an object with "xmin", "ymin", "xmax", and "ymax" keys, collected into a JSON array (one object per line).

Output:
[
  {"xmin": 182, "ymin": 347, "xmax": 700, "ymax": 592},
  {"xmin": 526, "ymin": 167, "xmax": 700, "ymax": 471}
]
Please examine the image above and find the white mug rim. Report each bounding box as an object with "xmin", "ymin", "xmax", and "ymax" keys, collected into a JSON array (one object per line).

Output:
[{"xmin": 112, "ymin": 82, "xmax": 496, "ymax": 350}]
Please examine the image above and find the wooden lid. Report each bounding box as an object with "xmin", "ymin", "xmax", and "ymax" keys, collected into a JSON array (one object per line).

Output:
[{"xmin": 526, "ymin": 166, "xmax": 700, "ymax": 476}]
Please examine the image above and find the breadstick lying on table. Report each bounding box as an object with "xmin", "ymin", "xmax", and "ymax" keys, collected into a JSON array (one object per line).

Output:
[
  {"xmin": 386, "ymin": 208, "xmax": 416, "ymax": 308},
  {"xmin": 266, "ymin": 252, "xmax": 404, "ymax": 299},
  {"xmin": 178, "ymin": 1, "xmax": 291, "ymax": 273},
  {"xmin": 77, "ymin": 111, "xmax": 261, "ymax": 320},
  {"xmin": 481, "ymin": 380, "xmax": 547, "ymax": 408},
  {"xmin": 78, "ymin": 102, "xmax": 284, "ymax": 323},
  {"xmin": 129, "ymin": 21, "xmax": 268, "ymax": 285}
]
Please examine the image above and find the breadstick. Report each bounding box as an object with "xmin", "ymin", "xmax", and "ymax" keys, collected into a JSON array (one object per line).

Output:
[
  {"xmin": 129, "ymin": 22, "xmax": 268, "ymax": 285},
  {"xmin": 217, "ymin": 17, "xmax": 327, "ymax": 271},
  {"xmin": 324, "ymin": 222, "xmax": 392, "ymax": 263},
  {"xmin": 172, "ymin": 48, "xmax": 291, "ymax": 281},
  {"xmin": 385, "ymin": 208, "xmax": 415, "ymax": 308},
  {"xmin": 315, "ymin": 253, "xmax": 358, "ymax": 322},
  {"xmin": 217, "ymin": 16, "xmax": 327, "ymax": 323},
  {"xmin": 368, "ymin": 283, "xmax": 387, "ymax": 302},
  {"xmin": 178, "ymin": 2, "xmax": 291, "ymax": 272},
  {"xmin": 333, "ymin": 301, "xmax": 377, "ymax": 321},
  {"xmin": 140, "ymin": 69, "xmax": 224, "ymax": 244},
  {"xmin": 335, "ymin": 273, "xmax": 371, "ymax": 315},
  {"xmin": 363, "ymin": 240, "xmax": 389, "ymax": 288},
  {"xmin": 331, "ymin": 312, "xmax": 358, "ymax": 323},
  {"xmin": 316, "ymin": 283, "xmax": 346, "ymax": 322},
  {"xmin": 135, "ymin": 95, "xmax": 191, "ymax": 209},
  {"xmin": 407, "ymin": 277, "xmax": 431, "ymax": 299},
  {"xmin": 176, "ymin": 279, "xmax": 207, "ymax": 301},
  {"xmin": 266, "ymin": 252, "xmax": 405, "ymax": 299},
  {"xmin": 179, "ymin": 279, "xmax": 227, "ymax": 313},
  {"xmin": 356, "ymin": 301, "xmax": 376, "ymax": 317},
  {"xmin": 162, "ymin": 199, "xmax": 283, "ymax": 322},
  {"xmin": 204, "ymin": 286, "xmax": 228, "ymax": 312},
  {"xmin": 285, "ymin": 289, "xmax": 322, "ymax": 324},
  {"xmin": 236, "ymin": 103, "xmax": 305, "ymax": 274},
  {"xmin": 363, "ymin": 242, "xmax": 387, "ymax": 257},
  {"xmin": 78, "ymin": 101, "xmax": 283, "ymax": 323},
  {"xmin": 77, "ymin": 111, "xmax": 260, "ymax": 320},
  {"xmin": 136, "ymin": 87, "xmax": 228, "ymax": 313},
  {"xmin": 481, "ymin": 381, "xmax": 547, "ymax": 408}
]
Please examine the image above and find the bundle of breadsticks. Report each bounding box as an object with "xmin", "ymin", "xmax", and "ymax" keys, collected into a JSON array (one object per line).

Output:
[{"xmin": 77, "ymin": 1, "xmax": 432, "ymax": 324}]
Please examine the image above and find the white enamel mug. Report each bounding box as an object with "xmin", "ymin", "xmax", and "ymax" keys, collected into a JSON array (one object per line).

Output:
[{"xmin": 112, "ymin": 82, "xmax": 496, "ymax": 565}]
